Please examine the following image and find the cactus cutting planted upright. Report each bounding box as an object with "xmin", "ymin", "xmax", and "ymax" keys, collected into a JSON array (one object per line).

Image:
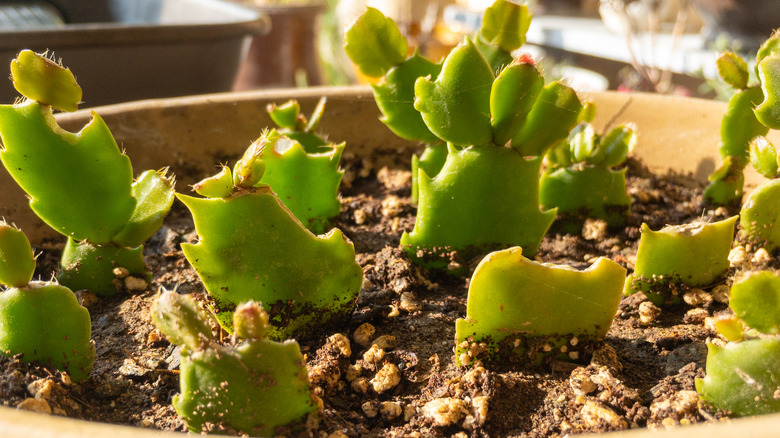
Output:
[
  {"xmin": 346, "ymin": 1, "xmax": 583, "ymax": 270},
  {"xmin": 0, "ymin": 50, "xmax": 175, "ymax": 296},
  {"xmin": 0, "ymin": 222, "xmax": 94, "ymax": 381},
  {"xmin": 261, "ymin": 98, "xmax": 345, "ymax": 234},
  {"xmin": 176, "ymin": 129, "xmax": 363, "ymax": 339},
  {"xmin": 151, "ymin": 291, "xmax": 319, "ymax": 435},
  {"xmin": 455, "ymin": 247, "xmax": 626, "ymax": 367}
]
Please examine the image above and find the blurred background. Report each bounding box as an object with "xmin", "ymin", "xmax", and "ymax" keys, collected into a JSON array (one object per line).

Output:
[{"xmin": 2, "ymin": 0, "xmax": 779, "ymax": 106}]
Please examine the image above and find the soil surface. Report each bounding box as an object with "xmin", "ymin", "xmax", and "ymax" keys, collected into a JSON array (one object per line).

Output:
[{"xmin": 0, "ymin": 155, "xmax": 761, "ymax": 437}]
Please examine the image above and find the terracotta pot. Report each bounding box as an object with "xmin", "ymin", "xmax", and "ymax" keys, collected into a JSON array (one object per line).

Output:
[
  {"xmin": 232, "ymin": 3, "xmax": 326, "ymax": 89},
  {"xmin": 0, "ymin": 86, "xmax": 778, "ymax": 436}
]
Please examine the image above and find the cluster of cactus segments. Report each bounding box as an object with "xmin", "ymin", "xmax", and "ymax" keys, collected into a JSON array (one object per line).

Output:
[
  {"xmin": 623, "ymin": 216, "xmax": 738, "ymax": 306},
  {"xmin": 540, "ymin": 103, "xmax": 635, "ymax": 231},
  {"xmin": 0, "ymin": 50, "xmax": 175, "ymax": 296},
  {"xmin": 0, "ymin": 222, "xmax": 94, "ymax": 381},
  {"xmin": 696, "ymin": 271, "xmax": 780, "ymax": 416},
  {"xmin": 177, "ymin": 128, "xmax": 363, "ymax": 340},
  {"xmin": 455, "ymin": 247, "xmax": 626, "ymax": 367},
  {"xmin": 347, "ymin": 1, "xmax": 584, "ymax": 270},
  {"xmin": 733, "ymin": 42, "xmax": 780, "ymax": 251},
  {"xmin": 345, "ymin": 0, "xmax": 536, "ymax": 206},
  {"xmin": 151, "ymin": 291, "xmax": 319, "ymax": 435},
  {"xmin": 262, "ymin": 98, "xmax": 345, "ymax": 234},
  {"xmin": 704, "ymin": 32, "xmax": 780, "ymax": 206}
]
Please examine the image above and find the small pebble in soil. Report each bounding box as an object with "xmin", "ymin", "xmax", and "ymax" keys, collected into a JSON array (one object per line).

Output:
[
  {"xmin": 399, "ymin": 292, "xmax": 422, "ymax": 312},
  {"xmin": 379, "ymin": 401, "xmax": 403, "ymax": 420},
  {"xmin": 363, "ymin": 345, "xmax": 385, "ymax": 364},
  {"xmin": 353, "ymin": 323, "xmax": 376, "ymax": 347},
  {"xmin": 16, "ymin": 397, "xmax": 52, "ymax": 414}
]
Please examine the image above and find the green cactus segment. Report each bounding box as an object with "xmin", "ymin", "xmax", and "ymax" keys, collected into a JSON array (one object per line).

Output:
[
  {"xmin": 479, "ymin": 0, "xmax": 532, "ymax": 54},
  {"xmin": 411, "ymin": 142, "xmax": 449, "ymax": 204},
  {"xmin": 490, "ymin": 62, "xmax": 544, "ymax": 146},
  {"xmin": 0, "ymin": 101, "xmax": 136, "ymax": 244},
  {"xmin": 729, "ymin": 272, "xmax": 780, "ymax": 335},
  {"xmin": 372, "ymin": 53, "xmax": 442, "ymax": 143},
  {"xmin": 755, "ymin": 54, "xmax": 780, "ymax": 130},
  {"xmin": 414, "ymin": 39, "xmax": 494, "ymax": 146},
  {"xmin": 740, "ymin": 179, "xmax": 780, "ymax": 251},
  {"xmin": 259, "ymin": 136, "xmax": 345, "ymax": 234},
  {"xmin": 177, "ymin": 188, "xmax": 362, "ymax": 339},
  {"xmin": 474, "ymin": 0, "xmax": 531, "ymax": 73},
  {"xmin": 58, "ymin": 238, "xmax": 147, "ymax": 296},
  {"xmin": 705, "ymin": 86, "xmax": 768, "ymax": 206},
  {"xmin": 401, "ymin": 145, "xmax": 556, "ymax": 266},
  {"xmin": 757, "ymin": 31, "xmax": 780, "ymax": 65},
  {"xmin": 696, "ymin": 338, "xmax": 780, "ymax": 416},
  {"xmin": 0, "ymin": 224, "xmax": 36, "ymax": 288},
  {"xmin": 749, "ymin": 136, "xmax": 779, "ymax": 178},
  {"xmin": 175, "ymin": 339, "xmax": 317, "ymax": 435},
  {"xmin": 716, "ymin": 52, "xmax": 749, "ymax": 90},
  {"xmin": 193, "ymin": 165, "xmax": 233, "ymax": 198},
  {"xmin": 0, "ymin": 283, "xmax": 94, "ymax": 381},
  {"xmin": 720, "ymin": 84, "xmax": 769, "ymax": 164},
  {"xmin": 112, "ymin": 170, "xmax": 176, "ymax": 247},
  {"xmin": 511, "ymin": 81, "xmax": 584, "ymax": 157},
  {"xmin": 624, "ymin": 216, "xmax": 738, "ymax": 304},
  {"xmin": 10, "ymin": 50, "xmax": 81, "ymax": 113},
  {"xmin": 344, "ymin": 7, "xmax": 408, "ymax": 78},
  {"xmin": 540, "ymin": 166, "xmax": 630, "ymax": 227},
  {"xmin": 151, "ymin": 291, "xmax": 213, "ymax": 351},
  {"xmin": 269, "ymin": 98, "xmax": 330, "ymax": 153},
  {"xmin": 455, "ymin": 248, "xmax": 625, "ymax": 366},
  {"xmin": 267, "ymin": 100, "xmax": 301, "ymax": 130}
]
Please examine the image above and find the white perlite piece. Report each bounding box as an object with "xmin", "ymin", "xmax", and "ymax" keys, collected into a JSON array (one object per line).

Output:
[
  {"xmin": 371, "ymin": 363, "xmax": 401, "ymax": 393},
  {"xmin": 329, "ymin": 333, "xmax": 352, "ymax": 357},
  {"xmin": 638, "ymin": 301, "xmax": 661, "ymax": 325},
  {"xmin": 421, "ymin": 398, "xmax": 470, "ymax": 427},
  {"xmin": 580, "ymin": 400, "xmax": 626, "ymax": 429}
]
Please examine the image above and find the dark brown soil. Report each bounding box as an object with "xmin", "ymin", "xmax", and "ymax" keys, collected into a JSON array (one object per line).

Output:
[{"xmin": 0, "ymin": 156, "xmax": 753, "ymax": 437}]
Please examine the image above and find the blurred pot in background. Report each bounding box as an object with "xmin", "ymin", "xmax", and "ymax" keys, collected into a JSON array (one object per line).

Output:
[
  {"xmin": 233, "ymin": 1, "xmax": 326, "ymax": 89},
  {"xmin": 691, "ymin": 0, "xmax": 780, "ymax": 50}
]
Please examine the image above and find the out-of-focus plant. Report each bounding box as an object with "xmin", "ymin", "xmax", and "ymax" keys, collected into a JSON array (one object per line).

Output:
[
  {"xmin": 540, "ymin": 103, "xmax": 635, "ymax": 231},
  {"xmin": 704, "ymin": 33, "xmax": 780, "ymax": 206},
  {"xmin": 697, "ymin": 271, "xmax": 780, "ymax": 416}
]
